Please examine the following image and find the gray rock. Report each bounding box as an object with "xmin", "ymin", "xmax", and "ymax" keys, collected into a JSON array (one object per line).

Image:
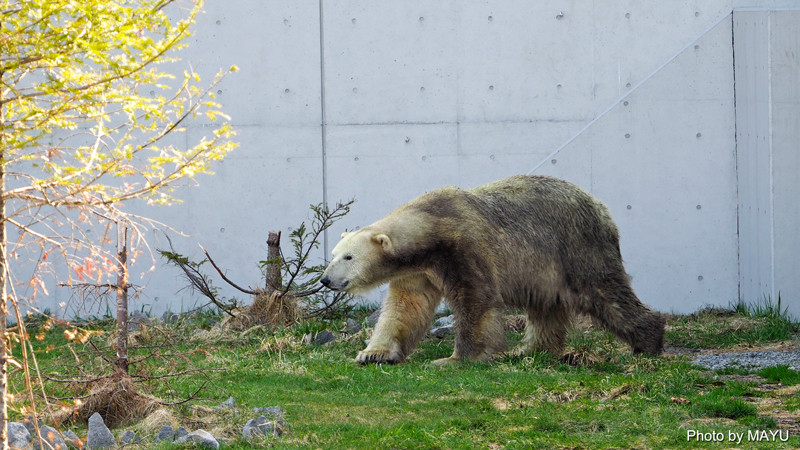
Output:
[
  {"xmin": 21, "ymin": 415, "xmax": 42, "ymax": 434},
  {"xmin": 253, "ymin": 406, "xmax": 285, "ymax": 417},
  {"xmin": 193, "ymin": 329, "xmax": 208, "ymax": 339},
  {"xmin": 155, "ymin": 424, "xmax": 175, "ymax": 442},
  {"xmin": 433, "ymin": 314, "xmax": 455, "ymax": 328},
  {"xmin": 217, "ymin": 396, "xmax": 236, "ymax": 409},
  {"xmin": 366, "ymin": 309, "xmax": 381, "ymax": 326},
  {"xmin": 431, "ymin": 326, "xmax": 454, "ymax": 338},
  {"xmin": 119, "ymin": 430, "xmax": 143, "ymax": 444},
  {"xmin": 128, "ymin": 311, "xmax": 150, "ymax": 332},
  {"xmin": 86, "ymin": 412, "xmax": 115, "ymax": 449},
  {"xmin": 346, "ymin": 318, "xmax": 362, "ymax": 334},
  {"xmin": 161, "ymin": 311, "xmax": 179, "ymax": 323},
  {"xmin": 314, "ymin": 330, "xmax": 336, "ymax": 345},
  {"xmin": 176, "ymin": 429, "xmax": 219, "ymax": 449},
  {"xmin": 33, "ymin": 425, "xmax": 67, "ymax": 450},
  {"xmin": 253, "ymin": 406, "xmax": 289, "ymax": 429},
  {"xmin": 175, "ymin": 426, "xmax": 189, "ymax": 440},
  {"xmin": 62, "ymin": 429, "xmax": 79, "ymax": 440},
  {"xmin": 243, "ymin": 416, "xmax": 275, "ymax": 439},
  {"xmin": 62, "ymin": 429, "xmax": 81, "ymax": 449},
  {"xmin": 7, "ymin": 422, "xmax": 31, "ymax": 449}
]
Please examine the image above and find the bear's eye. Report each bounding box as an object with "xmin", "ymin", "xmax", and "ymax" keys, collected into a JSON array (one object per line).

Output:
[{"xmin": 344, "ymin": 255, "xmax": 353, "ymax": 261}]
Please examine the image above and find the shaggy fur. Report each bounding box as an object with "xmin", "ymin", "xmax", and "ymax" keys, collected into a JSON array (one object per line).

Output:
[{"xmin": 321, "ymin": 175, "xmax": 665, "ymax": 364}]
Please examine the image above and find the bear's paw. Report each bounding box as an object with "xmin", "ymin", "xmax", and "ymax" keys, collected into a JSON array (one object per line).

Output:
[
  {"xmin": 355, "ymin": 349, "xmax": 403, "ymax": 365},
  {"xmin": 430, "ymin": 357, "xmax": 459, "ymax": 366}
]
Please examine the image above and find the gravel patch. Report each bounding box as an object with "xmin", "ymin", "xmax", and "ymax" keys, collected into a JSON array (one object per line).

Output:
[{"xmin": 692, "ymin": 349, "xmax": 800, "ymax": 371}]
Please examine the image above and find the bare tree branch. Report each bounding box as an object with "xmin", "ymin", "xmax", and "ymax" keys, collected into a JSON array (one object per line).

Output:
[
  {"xmin": 199, "ymin": 244, "xmax": 258, "ymax": 296},
  {"xmin": 159, "ymin": 236, "xmax": 238, "ymax": 317},
  {"xmin": 156, "ymin": 381, "xmax": 207, "ymax": 406}
]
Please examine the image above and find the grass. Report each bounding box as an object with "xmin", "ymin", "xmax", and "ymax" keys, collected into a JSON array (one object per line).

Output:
[
  {"xmin": 8, "ymin": 300, "xmax": 800, "ymax": 449},
  {"xmin": 665, "ymin": 297, "xmax": 798, "ymax": 349}
]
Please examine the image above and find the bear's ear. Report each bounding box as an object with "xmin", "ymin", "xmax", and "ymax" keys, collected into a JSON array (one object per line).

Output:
[
  {"xmin": 371, "ymin": 233, "xmax": 393, "ymax": 253},
  {"xmin": 340, "ymin": 231, "xmax": 351, "ymax": 239}
]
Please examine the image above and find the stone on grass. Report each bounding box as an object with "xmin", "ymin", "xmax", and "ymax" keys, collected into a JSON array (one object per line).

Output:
[
  {"xmin": 243, "ymin": 416, "xmax": 275, "ymax": 439},
  {"xmin": 431, "ymin": 325, "xmax": 454, "ymax": 338},
  {"xmin": 175, "ymin": 426, "xmax": 189, "ymax": 440},
  {"xmin": 253, "ymin": 406, "xmax": 289, "ymax": 431},
  {"xmin": 253, "ymin": 406, "xmax": 285, "ymax": 417},
  {"xmin": 346, "ymin": 318, "xmax": 362, "ymax": 334},
  {"xmin": 62, "ymin": 429, "xmax": 81, "ymax": 449},
  {"xmin": 433, "ymin": 315, "xmax": 454, "ymax": 328},
  {"xmin": 7, "ymin": 422, "xmax": 31, "ymax": 449},
  {"xmin": 175, "ymin": 429, "xmax": 219, "ymax": 449},
  {"xmin": 21, "ymin": 415, "xmax": 42, "ymax": 434},
  {"xmin": 119, "ymin": 430, "xmax": 143, "ymax": 444},
  {"xmin": 128, "ymin": 311, "xmax": 150, "ymax": 332},
  {"xmin": 155, "ymin": 424, "xmax": 175, "ymax": 442},
  {"xmin": 86, "ymin": 412, "xmax": 115, "ymax": 449},
  {"xmin": 33, "ymin": 425, "xmax": 67, "ymax": 450},
  {"xmin": 216, "ymin": 396, "xmax": 235, "ymax": 409},
  {"xmin": 366, "ymin": 309, "xmax": 381, "ymax": 326},
  {"xmin": 314, "ymin": 330, "xmax": 336, "ymax": 345},
  {"xmin": 431, "ymin": 314, "xmax": 455, "ymax": 338}
]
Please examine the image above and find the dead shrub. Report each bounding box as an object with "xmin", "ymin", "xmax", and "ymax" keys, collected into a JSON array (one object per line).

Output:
[
  {"xmin": 51, "ymin": 371, "xmax": 158, "ymax": 428},
  {"xmin": 225, "ymin": 290, "xmax": 302, "ymax": 330}
]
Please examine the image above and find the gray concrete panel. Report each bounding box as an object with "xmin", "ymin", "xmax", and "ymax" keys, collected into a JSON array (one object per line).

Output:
[
  {"xmin": 322, "ymin": 1, "xmax": 461, "ymax": 125},
  {"xmin": 454, "ymin": 1, "xmax": 595, "ymax": 123},
  {"xmin": 734, "ymin": 11, "xmax": 775, "ymax": 305},
  {"xmin": 325, "ymin": 123, "xmax": 460, "ymax": 222},
  {"xmin": 185, "ymin": 0, "xmax": 322, "ymax": 127},
  {"xmin": 542, "ymin": 17, "xmax": 739, "ymax": 313},
  {"xmin": 769, "ymin": 11, "xmax": 800, "ymax": 316},
  {"xmin": 455, "ymin": 120, "xmax": 585, "ymax": 187}
]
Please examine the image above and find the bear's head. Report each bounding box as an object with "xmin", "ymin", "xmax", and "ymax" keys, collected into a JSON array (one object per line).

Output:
[{"xmin": 320, "ymin": 229, "xmax": 395, "ymax": 294}]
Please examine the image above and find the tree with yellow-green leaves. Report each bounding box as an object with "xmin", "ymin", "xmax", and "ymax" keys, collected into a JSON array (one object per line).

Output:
[{"xmin": 0, "ymin": 0, "xmax": 236, "ymax": 444}]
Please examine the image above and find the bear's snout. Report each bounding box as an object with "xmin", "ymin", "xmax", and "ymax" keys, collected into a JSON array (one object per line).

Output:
[{"xmin": 320, "ymin": 276, "xmax": 348, "ymax": 291}]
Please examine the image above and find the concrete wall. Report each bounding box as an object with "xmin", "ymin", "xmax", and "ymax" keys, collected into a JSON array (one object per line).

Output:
[
  {"xmin": 734, "ymin": 9, "xmax": 800, "ymax": 315},
  {"xmin": 34, "ymin": 1, "xmax": 800, "ymax": 319}
]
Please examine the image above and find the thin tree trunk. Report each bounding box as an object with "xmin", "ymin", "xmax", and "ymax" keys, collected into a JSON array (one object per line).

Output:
[
  {"xmin": 0, "ymin": 68, "xmax": 9, "ymax": 450},
  {"xmin": 115, "ymin": 223, "xmax": 129, "ymax": 374},
  {"xmin": 265, "ymin": 231, "xmax": 282, "ymax": 294}
]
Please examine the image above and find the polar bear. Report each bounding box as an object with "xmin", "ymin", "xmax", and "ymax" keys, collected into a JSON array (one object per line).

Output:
[{"xmin": 320, "ymin": 175, "xmax": 665, "ymax": 365}]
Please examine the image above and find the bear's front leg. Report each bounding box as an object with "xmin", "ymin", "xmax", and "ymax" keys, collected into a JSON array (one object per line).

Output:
[{"xmin": 356, "ymin": 275, "xmax": 441, "ymax": 364}]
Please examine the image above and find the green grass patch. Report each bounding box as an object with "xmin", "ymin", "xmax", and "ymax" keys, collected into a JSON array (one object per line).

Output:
[
  {"xmin": 665, "ymin": 298, "xmax": 799, "ymax": 349},
  {"xmin": 757, "ymin": 365, "xmax": 800, "ymax": 385},
  {"xmin": 7, "ymin": 305, "xmax": 800, "ymax": 448}
]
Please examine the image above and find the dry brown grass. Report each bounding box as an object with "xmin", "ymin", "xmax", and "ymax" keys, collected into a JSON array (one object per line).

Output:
[
  {"xmin": 51, "ymin": 371, "xmax": 159, "ymax": 428},
  {"xmin": 224, "ymin": 290, "xmax": 303, "ymax": 330},
  {"xmin": 140, "ymin": 407, "xmax": 181, "ymax": 433}
]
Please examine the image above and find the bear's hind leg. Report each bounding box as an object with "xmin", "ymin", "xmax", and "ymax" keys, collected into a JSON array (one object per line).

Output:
[
  {"xmin": 516, "ymin": 304, "xmax": 571, "ymax": 357},
  {"xmin": 583, "ymin": 280, "xmax": 665, "ymax": 355},
  {"xmin": 356, "ymin": 275, "xmax": 441, "ymax": 364}
]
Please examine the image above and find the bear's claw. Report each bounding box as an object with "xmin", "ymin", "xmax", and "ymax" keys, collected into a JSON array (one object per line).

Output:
[{"xmin": 355, "ymin": 350, "xmax": 402, "ymax": 365}]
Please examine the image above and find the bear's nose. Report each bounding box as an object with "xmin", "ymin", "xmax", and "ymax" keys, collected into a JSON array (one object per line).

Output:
[{"xmin": 320, "ymin": 276, "xmax": 331, "ymax": 287}]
